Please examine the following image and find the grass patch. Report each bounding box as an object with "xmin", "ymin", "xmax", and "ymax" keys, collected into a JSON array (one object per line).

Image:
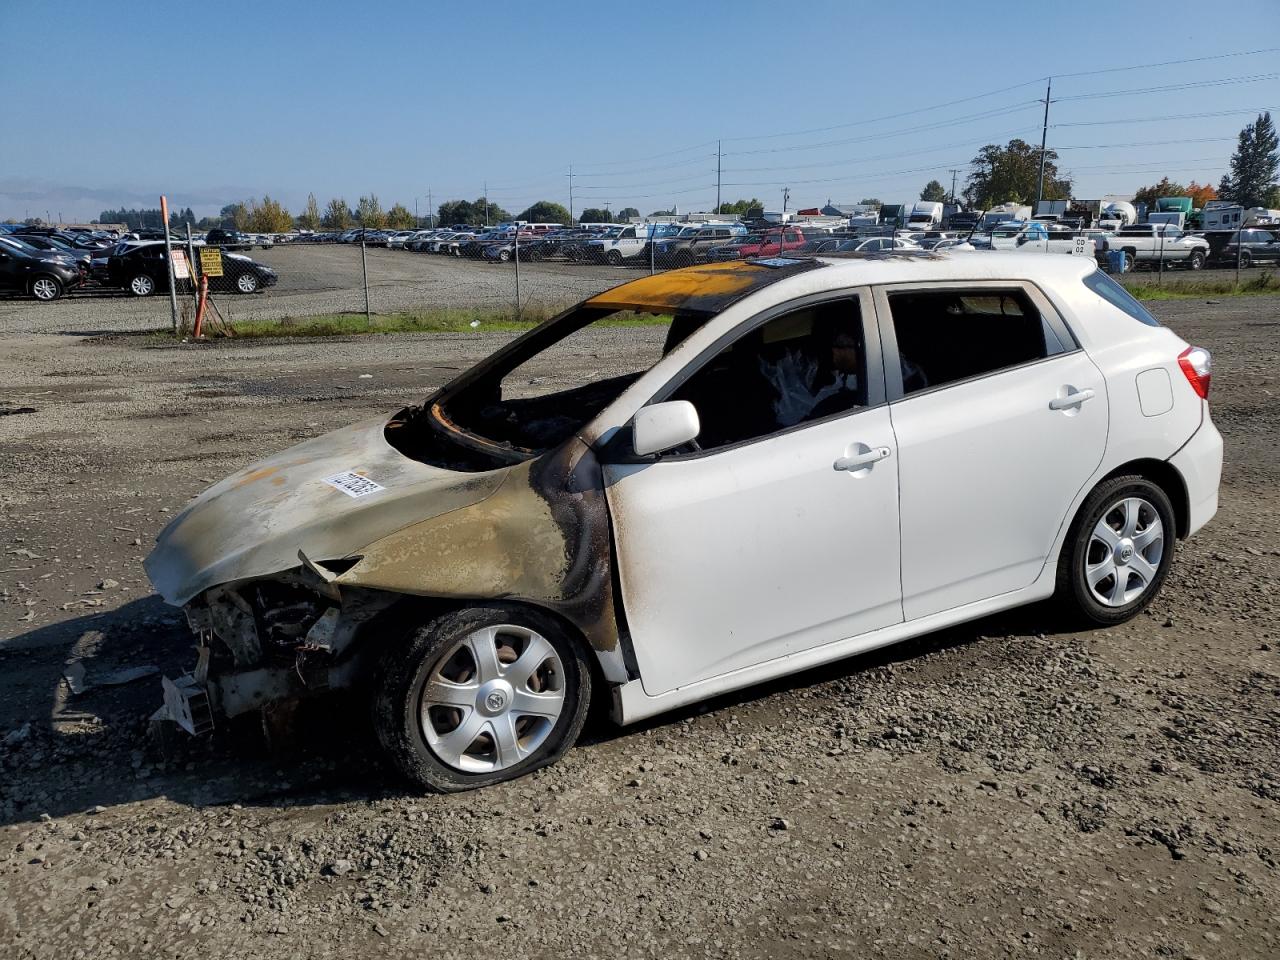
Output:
[
  {"xmin": 216, "ymin": 307, "xmax": 671, "ymax": 339},
  {"xmin": 1123, "ymin": 270, "xmax": 1279, "ymax": 300}
]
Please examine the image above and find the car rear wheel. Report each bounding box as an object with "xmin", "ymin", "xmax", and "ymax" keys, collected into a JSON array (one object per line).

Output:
[
  {"xmin": 372, "ymin": 605, "xmax": 591, "ymax": 793},
  {"xmin": 1121, "ymin": 249, "xmax": 1136, "ymax": 273},
  {"xmin": 30, "ymin": 276, "xmax": 63, "ymax": 301},
  {"xmin": 605, "ymin": 250, "xmax": 623, "ymax": 266},
  {"xmin": 130, "ymin": 274, "xmax": 155, "ymax": 296},
  {"xmin": 1240, "ymin": 250, "xmax": 1253, "ymax": 268},
  {"xmin": 235, "ymin": 272, "xmax": 259, "ymax": 294},
  {"xmin": 1057, "ymin": 475, "xmax": 1175, "ymax": 626}
]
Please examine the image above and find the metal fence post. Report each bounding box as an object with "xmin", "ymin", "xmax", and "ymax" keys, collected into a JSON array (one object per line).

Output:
[
  {"xmin": 650, "ymin": 223, "xmax": 656, "ymax": 276},
  {"xmin": 186, "ymin": 224, "xmax": 199, "ymax": 319},
  {"xmin": 360, "ymin": 231, "xmax": 371, "ymax": 322},
  {"xmin": 513, "ymin": 228, "xmax": 521, "ymax": 321},
  {"xmin": 1158, "ymin": 228, "xmax": 1165, "ymax": 286},
  {"xmin": 160, "ymin": 196, "xmax": 179, "ymax": 333},
  {"xmin": 1236, "ymin": 228, "xmax": 1242, "ymax": 286}
]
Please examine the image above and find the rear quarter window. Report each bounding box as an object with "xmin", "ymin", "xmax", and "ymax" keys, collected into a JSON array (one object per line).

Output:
[{"xmin": 1082, "ymin": 269, "xmax": 1161, "ymax": 327}]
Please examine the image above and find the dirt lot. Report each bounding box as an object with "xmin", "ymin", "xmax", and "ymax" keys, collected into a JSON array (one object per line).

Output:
[{"xmin": 0, "ymin": 294, "xmax": 1278, "ymax": 959}]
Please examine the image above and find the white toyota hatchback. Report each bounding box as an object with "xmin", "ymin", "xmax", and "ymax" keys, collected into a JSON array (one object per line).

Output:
[{"xmin": 146, "ymin": 253, "xmax": 1222, "ymax": 792}]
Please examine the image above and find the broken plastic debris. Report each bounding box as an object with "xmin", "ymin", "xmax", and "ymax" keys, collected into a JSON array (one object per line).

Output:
[{"xmin": 63, "ymin": 661, "xmax": 161, "ymax": 695}]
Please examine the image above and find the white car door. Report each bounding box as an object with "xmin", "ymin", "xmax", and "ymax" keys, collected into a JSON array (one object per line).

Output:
[
  {"xmin": 876, "ymin": 281, "xmax": 1108, "ymax": 620},
  {"xmin": 602, "ymin": 291, "xmax": 903, "ymax": 696}
]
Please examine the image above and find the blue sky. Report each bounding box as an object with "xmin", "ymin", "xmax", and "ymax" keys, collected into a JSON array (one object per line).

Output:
[{"xmin": 2, "ymin": 0, "xmax": 1278, "ymax": 221}]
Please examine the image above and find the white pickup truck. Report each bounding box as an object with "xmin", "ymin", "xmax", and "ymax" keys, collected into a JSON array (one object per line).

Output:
[
  {"xmin": 990, "ymin": 221, "xmax": 1096, "ymax": 257},
  {"xmin": 585, "ymin": 224, "xmax": 663, "ymax": 265},
  {"xmin": 1112, "ymin": 225, "xmax": 1209, "ymax": 271}
]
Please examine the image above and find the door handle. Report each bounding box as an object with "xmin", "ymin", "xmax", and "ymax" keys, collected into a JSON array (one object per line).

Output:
[
  {"xmin": 1049, "ymin": 388, "xmax": 1096, "ymax": 410},
  {"xmin": 833, "ymin": 446, "xmax": 891, "ymax": 471}
]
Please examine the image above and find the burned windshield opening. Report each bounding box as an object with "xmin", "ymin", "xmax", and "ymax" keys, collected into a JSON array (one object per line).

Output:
[{"xmin": 386, "ymin": 306, "xmax": 713, "ymax": 470}]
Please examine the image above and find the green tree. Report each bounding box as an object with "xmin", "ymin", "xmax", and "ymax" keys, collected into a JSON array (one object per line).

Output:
[
  {"xmin": 578, "ymin": 207, "xmax": 612, "ymax": 223},
  {"xmin": 437, "ymin": 197, "xmax": 511, "ymax": 226},
  {"xmin": 963, "ymin": 139, "xmax": 1071, "ymax": 208},
  {"xmin": 220, "ymin": 202, "xmax": 250, "ymax": 230},
  {"xmin": 859, "ymin": 198, "xmax": 881, "ymax": 207},
  {"xmin": 385, "ymin": 203, "xmax": 416, "ymax": 228},
  {"xmin": 247, "ymin": 195, "xmax": 293, "ymax": 233},
  {"xmin": 616, "ymin": 206, "xmax": 640, "ymax": 221},
  {"xmin": 1218, "ymin": 111, "xmax": 1279, "ymax": 208},
  {"xmin": 356, "ymin": 195, "xmax": 387, "ymax": 228},
  {"xmin": 1265, "ymin": 184, "xmax": 1280, "ymax": 208},
  {"xmin": 323, "ymin": 197, "xmax": 352, "ymax": 229},
  {"xmin": 516, "ymin": 201, "xmax": 571, "ymax": 224},
  {"xmin": 1131, "ymin": 177, "xmax": 1189, "ymax": 208},
  {"xmin": 648, "ymin": 209, "xmax": 674, "ymax": 217},
  {"xmin": 919, "ymin": 180, "xmax": 947, "ymax": 202},
  {"xmin": 715, "ymin": 198, "xmax": 765, "ymax": 218},
  {"xmin": 298, "ymin": 193, "xmax": 322, "ymax": 231}
]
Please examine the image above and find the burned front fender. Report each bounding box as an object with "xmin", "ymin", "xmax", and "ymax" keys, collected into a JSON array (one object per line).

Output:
[{"xmin": 333, "ymin": 438, "xmax": 629, "ymax": 683}]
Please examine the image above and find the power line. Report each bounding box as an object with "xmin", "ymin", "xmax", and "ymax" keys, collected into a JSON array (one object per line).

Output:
[
  {"xmin": 1055, "ymin": 72, "xmax": 1280, "ymax": 102},
  {"xmin": 1053, "ymin": 107, "xmax": 1276, "ymax": 128},
  {"xmin": 1051, "ymin": 46, "xmax": 1280, "ymax": 80}
]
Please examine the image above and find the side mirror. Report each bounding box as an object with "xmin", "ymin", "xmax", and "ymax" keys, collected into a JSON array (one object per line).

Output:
[{"xmin": 633, "ymin": 400, "xmax": 700, "ymax": 457}]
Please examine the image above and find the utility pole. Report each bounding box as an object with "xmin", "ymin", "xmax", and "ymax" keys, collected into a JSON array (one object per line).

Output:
[
  {"xmin": 427, "ymin": 188, "xmax": 433, "ymax": 227},
  {"xmin": 715, "ymin": 140, "xmax": 722, "ymax": 214},
  {"xmin": 568, "ymin": 164, "xmax": 574, "ymax": 223},
  {"xmin": 1036, "ymin": 77, "xmax": 1053, "ymax": 204},
  {"xmin": 948, "ymin": 168, "xmax": 961, "ymax": 204},
  {"xmin": 782, "ymin": 187, "xmax": 790, "ymax": 213},
  {"xmin": 484, "ymin": 181, "xmax": 489, "ymax": 227},
  {"xmin": 414, "ymin": 197, "xmax": 418, "ymax": 226}
]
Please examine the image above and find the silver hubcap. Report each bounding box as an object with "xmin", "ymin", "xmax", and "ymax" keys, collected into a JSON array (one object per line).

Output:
[
  {"xmin": 131, "ymin": 276, "xmax": 152, "ymax": 295},
  {"xmin": 33, "ymin": 279, "xmax": 57, "ymax": 300},
  {"xmin": 1085, "ymin": 496, "xmax": 1164, "ymax": 607},
  {"xmin": 237, "ymin": 274, "xmax": 256, "ymax": 292},
  {"xmin": 419, "ymin": 624, "xmax": 565, "ymax": 773}
]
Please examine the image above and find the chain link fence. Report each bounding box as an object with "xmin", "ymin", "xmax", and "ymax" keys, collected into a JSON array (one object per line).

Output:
[{"xmin": 1, "ymin": 215, "xmax": 1271, "ymax": 337}]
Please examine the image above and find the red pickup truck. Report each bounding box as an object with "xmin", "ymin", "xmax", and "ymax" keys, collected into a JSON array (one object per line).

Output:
[{"xmin": 735, "ymin": 228, "xmax": 811, "ymax": 258}]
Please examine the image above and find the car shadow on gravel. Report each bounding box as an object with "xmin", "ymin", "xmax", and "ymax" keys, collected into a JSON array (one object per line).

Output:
[{"xmin": 1, "ymin": 600, "xmax": 1073, "ymax": 827}]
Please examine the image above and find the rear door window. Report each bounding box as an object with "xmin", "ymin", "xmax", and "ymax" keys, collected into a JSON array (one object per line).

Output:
[{"xmin": 884, "ymin": 287, "xmax": 1067, "ymax": 396}]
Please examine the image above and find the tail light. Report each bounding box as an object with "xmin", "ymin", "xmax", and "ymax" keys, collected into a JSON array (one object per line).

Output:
[{"xmin": 1178, "ymin": 345, "xmax": 1212, "ymax": 399}]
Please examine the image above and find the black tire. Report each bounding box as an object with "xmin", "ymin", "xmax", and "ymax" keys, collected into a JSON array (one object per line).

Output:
[
  {"xmin": 371, "ymin": 604, "xmax": 592, "ymax": 793},
  {"xmin": 129, "ymin": 274, "xmax": 155, "ymax": 297},
  {"xmin": 30, "ymin": 275, "xmax": 63, "ymax": 302},
  {"xmin": 1240, "ymin": 250, "xmax": 1252, "ymax": 269},
  {"xmin": 677, "ymin": 251, "xmax": 696, "ymax": 268},
  {"xmin": 1056, "ymin": 475, "xmax": 1176, "ymax": 627},
  {"xmin": 605, "ymin": 250, "xmax": 623, "ymax": 266},
  {"xmin": 1121, "ymin": 249, "xmax": 1136, "ymax": 273},
  {"xmin": 234, "ymin": 272, "xmax": 260, "ymax": 294},
  {"xmin": 1188, "ymin": 250, "xmax": 1205, "ymax": 270}
]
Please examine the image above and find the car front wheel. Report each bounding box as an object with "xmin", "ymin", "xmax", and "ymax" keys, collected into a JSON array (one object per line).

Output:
[
  {"xmin": 130, "ymin": 274, "xmax": 155, "ymax": 296},
  {"xmin": 1057, "ymin": 475, "xmax": 1176, "ymax": 626},
  {"xmin": 372, "ymin": 605, "xmax": 592, "ymax": 793},
  {"xmin": 31, "ymin": 276, "xmax": 63, "ymax": 301},
  {"xmin": 235, "ymin": 272, "xmax": 260, "ymax": 293},
  {"xmin": 1188, "ymin": 250, "xmax": 1205, "ymax": 270}
]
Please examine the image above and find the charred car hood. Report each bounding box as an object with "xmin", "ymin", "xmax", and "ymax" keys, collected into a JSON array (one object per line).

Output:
[{"xmin": 145, "ymin": 416, "xmax": 507, "ymax": 605}]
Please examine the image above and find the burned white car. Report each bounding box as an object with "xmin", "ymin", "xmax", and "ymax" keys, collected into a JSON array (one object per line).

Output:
[{"xmin": 147, "ymin": 255, "xmax": 1221, "ymax": 792}]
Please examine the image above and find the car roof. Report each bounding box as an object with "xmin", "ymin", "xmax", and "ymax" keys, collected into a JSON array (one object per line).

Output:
[{"xmin": 806, "ymin": 249, "xmax": 1097, "ymax": 286}]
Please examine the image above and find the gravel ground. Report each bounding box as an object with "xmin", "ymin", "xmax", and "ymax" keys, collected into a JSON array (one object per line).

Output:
[{"xmin": 0, "ymin": 295, "xmax": 1277, "ymax": 959}]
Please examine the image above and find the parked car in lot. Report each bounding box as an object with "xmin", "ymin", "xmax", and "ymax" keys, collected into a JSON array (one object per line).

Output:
[
  {"xmin": 1215, "ymin": 228, "xmax": 1280, "ymax": 267},
  {"xmin": 0, "ymin": 235, "xmax": 84, "ymax": 301},
  {"xmin": 204, "ymin": 228, "xmax": 253, "ymax": 251},
  {"xmin": 653, "ymin": 224, "xmax": 745, "ymax": 266},
  {"xmin": 103, "ymin": 241, "xmax": 277, "ymax": 296},
  {"xmin": 142, "ymin": 253, "xmax": 1222, "ymax": 793},
  {"xmin": 11, "ymin": 232, "xmax": 93, "ymax": 268},
  {"xmin": 1111, "ymin": 225, "xmax": 1209, "ymax": 271}
]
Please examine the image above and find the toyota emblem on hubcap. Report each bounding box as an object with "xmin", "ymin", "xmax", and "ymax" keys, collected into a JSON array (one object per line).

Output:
[{"xmin": 485, "ymin": 691, "xmax": 506, "ymax": 711}]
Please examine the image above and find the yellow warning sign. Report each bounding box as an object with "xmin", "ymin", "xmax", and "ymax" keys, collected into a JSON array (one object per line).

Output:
[{"xmin": 199, "ymin": 247, "xmax": 223, "ymax": 277}]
